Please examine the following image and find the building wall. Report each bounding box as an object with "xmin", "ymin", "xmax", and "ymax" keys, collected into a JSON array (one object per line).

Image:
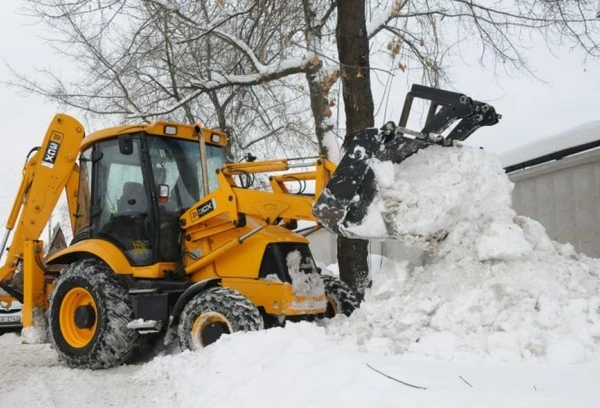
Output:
[
  {"xmin": 508, "ymin": 148, "xmax": 600, "ymax": 258},
  {"xmin": 307, "ymin": 228, "xmax": 426, "ymax": 267}
]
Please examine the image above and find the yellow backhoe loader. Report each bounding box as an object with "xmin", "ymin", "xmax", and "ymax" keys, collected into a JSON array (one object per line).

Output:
[
  {"xmin": 0, "ymin": 84, "xmax": 500, "ymax": 369},
  {"xmin": 0, "ymin": 115, "xmax": 357, "ymax": 369}
]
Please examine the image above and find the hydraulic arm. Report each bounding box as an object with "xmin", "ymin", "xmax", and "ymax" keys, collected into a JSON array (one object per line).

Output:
[{"xmin": 0, "ymin": 115, "xmax": 84, "ymax": 321}]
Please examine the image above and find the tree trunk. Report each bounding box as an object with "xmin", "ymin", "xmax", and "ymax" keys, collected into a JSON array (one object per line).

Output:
[
  {"xmin": 301, "ymin": 0, "xmax": 339, "ymax": 160},
  {"xmin": 304, "ymin": 64, "xmax": 335, "ymax": 158},
  {"xmin": 335, "ymin": 0, "xmax": 375, "ymax": 298}
]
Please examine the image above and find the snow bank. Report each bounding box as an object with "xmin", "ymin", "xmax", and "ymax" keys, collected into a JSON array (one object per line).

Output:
[
  {"xmin": 287, "ymin": 250, "xmax": 325, "ymax": 297},
  {"xmin": 327, "ymin": 145, "xmax": 600, "ymax": 363},
  {"xmin": 131, "ymin": 323, "xmax": 594, "ymax": 408},
  {"xmin": 4, "ymin": 324, "xmax": 594, "ymax": 408}
]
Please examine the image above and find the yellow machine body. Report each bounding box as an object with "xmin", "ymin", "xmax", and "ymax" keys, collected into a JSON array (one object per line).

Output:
[{"xmin": 0, "ymin": 114, "xmax": 336, "ymax": 341}]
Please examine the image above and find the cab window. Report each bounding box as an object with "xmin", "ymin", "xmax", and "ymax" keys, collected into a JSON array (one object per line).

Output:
[{"xmin": 93, "ymin": 138, "xmax": 153, "ymax": 265}]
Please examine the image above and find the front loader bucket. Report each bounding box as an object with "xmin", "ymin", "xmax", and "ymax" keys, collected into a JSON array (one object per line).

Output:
[{"xmin": 313, "ymin": 84, "xmax": 501, "ymax": 237}]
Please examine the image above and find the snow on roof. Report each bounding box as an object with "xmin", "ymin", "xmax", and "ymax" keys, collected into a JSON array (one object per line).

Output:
[{"xmin": 498, "ymin": 121, "xmax": 600, "ymax": 169}]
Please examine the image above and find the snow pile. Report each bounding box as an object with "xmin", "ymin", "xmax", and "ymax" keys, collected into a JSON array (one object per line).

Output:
[
  {"xmin": 345, "ymin": 145, "xmax": 513, "ymax": 247},
  {"xmin": 132, "ymin": 322, "xmax": 600, "ymax": 407},
  {"xmin": 326, "ymin": 145, "xmax": 600, "ymax": 363},
  {"xmin": 287, "ymin": 250, "xmax": 325, "ymax": 297}
]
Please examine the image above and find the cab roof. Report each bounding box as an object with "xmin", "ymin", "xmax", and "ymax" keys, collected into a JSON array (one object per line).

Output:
[{"xmin": 80, "ymin": 121, "xmax": 228, "ymax": 151}]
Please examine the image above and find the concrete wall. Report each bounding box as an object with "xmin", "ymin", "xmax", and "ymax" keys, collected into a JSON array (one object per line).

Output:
[
  {"xmin": 508, "ymin": 148, "xmax": 600, "ymax": 258},
  {"xmin": 307, "ymin": 228, "xmax": 426, "ymax": 267}
]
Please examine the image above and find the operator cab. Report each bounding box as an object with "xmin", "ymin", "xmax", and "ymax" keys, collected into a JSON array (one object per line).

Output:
[{"xmin": 73, "ymin": 123, "xmax": 227, "ymax": 266}]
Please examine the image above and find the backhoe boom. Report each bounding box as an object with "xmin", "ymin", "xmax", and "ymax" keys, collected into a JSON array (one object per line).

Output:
[{"xmin": 0, "ymin": 115, "xmax": 84, "ymax": 303}]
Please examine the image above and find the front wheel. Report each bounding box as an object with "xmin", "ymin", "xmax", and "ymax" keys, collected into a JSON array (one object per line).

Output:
[
  {"xmin": 177, "ymin": 287, "xmax": 263, "ymax": 350},
  {"xmin": 321, "ymin": 275, "xmax": 359, "ymax": 318},
  {"xmin": 48, "ymin": 259, "xmax": 139, "ymax": 369}
]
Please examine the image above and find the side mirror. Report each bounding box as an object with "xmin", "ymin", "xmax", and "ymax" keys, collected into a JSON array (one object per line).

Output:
[{"xmin": 119, "ymin": 135, "xmax": 133, "ymax": 155}]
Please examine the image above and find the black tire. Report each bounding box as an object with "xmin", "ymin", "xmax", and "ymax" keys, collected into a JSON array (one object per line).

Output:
[
  {"xmin": 178, "ymin": 287, "xmax": 263, "ymax": 350},
  {"xmin": 48, "ymin": 259, "xmax": 139, "ymax": 369},
  {"xmin": 321, "ymin": 275, "xmax": 359, "ymax": 318}
]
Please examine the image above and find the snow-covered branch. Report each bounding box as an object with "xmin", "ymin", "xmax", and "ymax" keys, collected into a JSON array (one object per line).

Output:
[
  {"xmin": 367, "ymin": 0, "xmax": 409, "ymax": 38},
  {"xmin": 145, "ymin": 0, "xmax": 269, "ymax": 73},
  {"xmin": 125, "ymin": 55, "xmax": 313, "ymax": 119}
]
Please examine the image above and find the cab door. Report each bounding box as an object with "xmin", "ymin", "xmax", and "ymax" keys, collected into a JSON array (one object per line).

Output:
[{"xmin": 91, "ymin": 137, "xmax": 155, "ymax": 266}]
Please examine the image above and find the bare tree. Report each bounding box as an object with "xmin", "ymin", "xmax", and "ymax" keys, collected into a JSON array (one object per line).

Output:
[
  {"xmin": 7, "ymin": 0, "xmax": 600, "ymax": 296},
  {"xmin": 300, "ymin": 0, "xmax": 342, "ymax": 160},
  {"xmin": 12, "ymin": 0, "xmax": 599, "ymax": 142},
  {"xmin": 11, "ymin": 0, "xmax": 318, "ymax": 159},
  {"xmin": 372, "ymin": 0, "xmax": 599, "ymax": 89}
]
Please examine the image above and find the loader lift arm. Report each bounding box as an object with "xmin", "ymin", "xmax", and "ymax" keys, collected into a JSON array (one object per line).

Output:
[
  {"xmin": 313, "ymin": 84, "xmax": 501, "ymax": 236},
  {"xmin": 0, "ymin": 115, "xmax": 84, "ymax": 325},
  {"xmin": 222, "ymin": 156, "xmax": 336, "ymax": 226},
  {"xmin": 178, "ymin": 156, "xmax": 336, "ymax": 257}
]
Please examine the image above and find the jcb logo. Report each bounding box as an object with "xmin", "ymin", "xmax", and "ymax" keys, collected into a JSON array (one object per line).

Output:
[
  {"xmin": 199, "ymin": 202, "xmax": 213, "ymax": 215},
  {"xmin": 196, "ymin": 198, "xmax": 216, "ymax": 218},
  {"xmin": 41, "ymin": 132, "xmax": 63, "ymax": 168},
  {"xmin": 51, "ymin": 131, "xmax": 64, "ymax": 143}
]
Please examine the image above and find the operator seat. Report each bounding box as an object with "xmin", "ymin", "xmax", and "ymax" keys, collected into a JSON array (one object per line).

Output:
[
  {"xmin": 112, "ymin": 181, "xmax": 152, "ymax": 264},
  {"xmin": 117, "ymin": 182, "xmax": 148, "ymax": 214}
]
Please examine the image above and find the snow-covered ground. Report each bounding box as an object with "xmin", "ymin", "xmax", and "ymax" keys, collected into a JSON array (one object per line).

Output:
[
  {"xmin": 1, "ymin": 324, "xmax": 599, "ymax": 408},
  {"xmin": 3, "ymin": 142, "xmax": 600, "ymax": 407}
]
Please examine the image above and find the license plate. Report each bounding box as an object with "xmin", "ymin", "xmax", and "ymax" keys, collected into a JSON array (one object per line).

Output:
[{"xmin": 0, "ymin": 316, "xmax": 20, "ymax": 323}]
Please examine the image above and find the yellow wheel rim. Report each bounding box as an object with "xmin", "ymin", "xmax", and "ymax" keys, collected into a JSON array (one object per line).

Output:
[
  {"xmin": 59, "ymin": 287, "xmax": 98, "ymax": 348},
  {"xmin": 191, "ymin": 312, "xmax": 232, "ymax": 348}
]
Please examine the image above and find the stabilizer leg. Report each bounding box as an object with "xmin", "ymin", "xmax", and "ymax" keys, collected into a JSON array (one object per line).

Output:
[{"xmin": 22, "ymin": 240, "xmax": 49, "ymax": 343}]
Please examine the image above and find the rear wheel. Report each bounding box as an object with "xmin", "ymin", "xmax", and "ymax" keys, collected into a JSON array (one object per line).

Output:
[
  {"xmin": 321, "ymin": 275, "xmax": 359, "ymax": 318},
  {"xmin": 48, "ymin": 259, "xmax": 139, "ymax": 369},
  {"xmin": 178, "ymin": 287, "xmax": 263, "ymax": 350}
]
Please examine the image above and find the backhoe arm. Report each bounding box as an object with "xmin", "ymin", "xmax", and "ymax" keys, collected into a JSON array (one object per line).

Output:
[{"xmin": 0, "ymin": 115, "xmax": 84, "ymax": 293}]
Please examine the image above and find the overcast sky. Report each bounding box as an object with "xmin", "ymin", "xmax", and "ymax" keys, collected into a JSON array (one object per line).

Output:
[{"xmin": 0, "ymin": 1, "xmax": 599, "ymax": 221}]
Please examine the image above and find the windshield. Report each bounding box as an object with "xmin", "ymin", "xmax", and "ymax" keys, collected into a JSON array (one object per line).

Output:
[{"xmin": 147, "ymin": 136, "xmax": 226, "ymax": 211}]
